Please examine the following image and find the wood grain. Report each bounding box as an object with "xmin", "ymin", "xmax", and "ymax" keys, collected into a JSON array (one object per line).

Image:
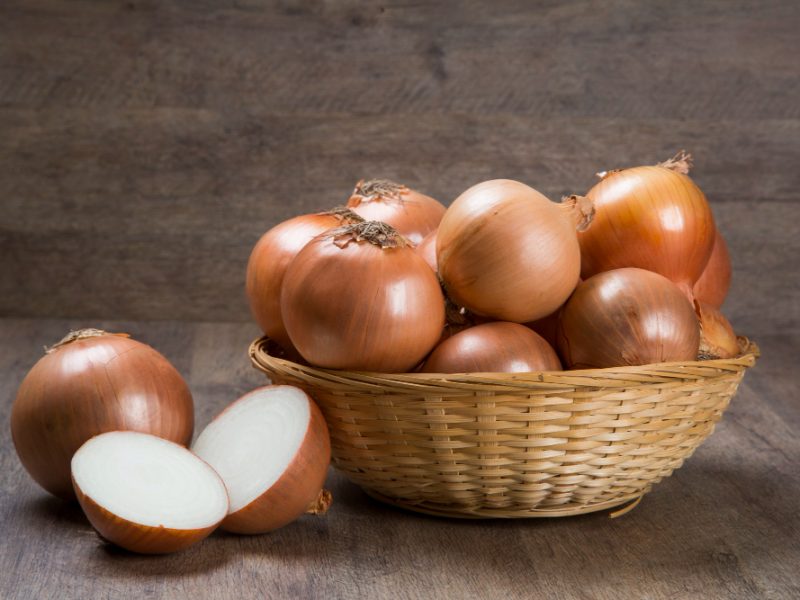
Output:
[
  {"xmin": 1, "ymin": 0, "xmax": 799, "ymax": 336},
  {"xmin": 0, "ymin": 318, "xmax": 798, "ymax": 599}
]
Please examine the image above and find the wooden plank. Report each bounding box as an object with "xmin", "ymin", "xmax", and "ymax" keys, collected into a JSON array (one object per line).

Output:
[{"xmin": 0, "ymin": 319, "xmax": 797, "ymax": 599}]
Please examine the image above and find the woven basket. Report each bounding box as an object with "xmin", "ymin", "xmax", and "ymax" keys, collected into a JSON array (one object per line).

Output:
[{"xmin": 249, "ymin": 337, "xmax": 759, "ymax": 518}]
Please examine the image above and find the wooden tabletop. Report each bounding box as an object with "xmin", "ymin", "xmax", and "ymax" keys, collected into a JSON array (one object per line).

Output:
[{"xmin": 1, "ymin": 318, "xmax": 797, "ymax": 599}]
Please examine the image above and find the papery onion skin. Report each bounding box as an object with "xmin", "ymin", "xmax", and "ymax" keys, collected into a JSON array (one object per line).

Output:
[
  {"xmin": 11, "ymin": 330, "xmax": 194, "ymax": 499},
  {"xmin": 422, "ymin": 321, "xmax": 561, "ymax": 373},
  {"xmin": 557, "ymin": 268, "xmax": 700, "ymax": 369},
  {"xmin": 437, "ymin": 179, "xmax": 582, "ymax": 322},
  {"xmin": 281, "ymin": 222, "xmax": 445, "ymax": 372},
  {"xmin": 696, "ymin": 301, "xmax": 739, "ymax": 359},
  {"xmin": 246, "ymin": 210, "xmax": 364, "ymax": 350},
  {"xmin": 416, "ymin": 230, "xmax": 438, "ymax": 272},
  {"xmin": 578, "ymin": 165, "xmax": 716, "ymax": 297},
  {"xmin": 347, "ymin": 179, "xmax": 446, "ymax": 245},
  {"xmin": 694, "ymin": 229, "xmax": 732, "ymax": 309}
]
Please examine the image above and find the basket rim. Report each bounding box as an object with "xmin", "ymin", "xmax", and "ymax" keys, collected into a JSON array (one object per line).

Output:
[{"xmin": 249, "ymin": 335, "xmax": 759, "ymax": 391}]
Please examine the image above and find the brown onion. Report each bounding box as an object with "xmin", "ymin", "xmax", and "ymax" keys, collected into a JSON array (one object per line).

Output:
[
  {"xmin": 281, "ymin": 221, "xmax": 445, "ymax": 372},
  {"xmin": 416, "ymin": 229, "xmax": 438, "ymax": 272},
  {"xmin": 422, "ymin": 322, "xmax": 561, "ymax": 373},
  {"xmin": 696, "ymin": 301, "xmax": 739, "ymax": 359},
  {"xmin": 557, "ymin": 268, "xmax": 700, "ymax": 369},
  {"xmin": 437, "ymin": 180, "xmax": 591, "ymax": 323},
  {"xmin": 694, "ymin": 229, "xmax": 732, "ymax": 309},
  {"xmin": 525, "ymin": 310, "xmax": 561, "ymax": 350},
  {"xmin": 577, "ymin": 152, "xmax": 715, "ymax": 299},
  {"xmin": 346, "ymin": 179, "xmax": 446, "ymax": 245},
  {"xmin": 246, "ymin": 208, "xmax": 364, "ymax": 350},
  {"xmin": 12, "ymin": 329, "xmax": 194, "ymax": 499}
]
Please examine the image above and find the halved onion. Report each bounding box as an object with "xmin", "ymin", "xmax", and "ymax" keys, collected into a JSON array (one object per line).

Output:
[
  {"xmin": 422, "ymin": 322, "xmax": 561, "ymax": 373},
  {"xmin": 71, "ymin": 431, "xmax": 228, "ymax": 554},
  {"xmin": 192, "ymin": 386, "xmax": 331, "ymax": 534}
]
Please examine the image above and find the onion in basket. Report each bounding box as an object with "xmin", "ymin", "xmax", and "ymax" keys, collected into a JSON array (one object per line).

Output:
[
  {"xmin": 246, "ymin": 208, "xmax": 364, "ymax": 350},
  {"xmin": 694, "ymin": 228, "xmax": 732, "ymax": 308},
  {"xmin": 11, "ymin": 329, "xmax": 194, "ymax": 499},
  {"xmin": 71, "ymin": 431, "xmax": 228, "ymax": 554},
  {"xmin": 192, "ymin": 386, "xmax": 331, "ymax": 534},
  {"xmin": 281, "ymin": 221, "xmax": 445, "ymax": 372},
  {"xmin": 421, "ymin": 322, "xmax": 562, "ymax": 373},
  {"xmin": 557, "ymin": 268, "xmax": 700, "ymax": 369}
]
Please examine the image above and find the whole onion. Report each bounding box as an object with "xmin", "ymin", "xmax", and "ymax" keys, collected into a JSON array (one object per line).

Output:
[
  {"xmin": 696, "ymin": 301, "xmax": 739, "ymax": 359},
  {"xmin": 694, "ymin": 229, "xmax": 732, "ymax": 309},
  {"xmin": 422, "ymin": 322, "xmax": 561, "ymax": 373},
  {"xmin": 11, "ymin": 329, "xmax": 194, "ymax": 499},
  {"xmin": 246, "ymin": 208, "xmax": 363, "ymax": 350},
  {"xmin": 281, "ymin": 221, "xmax": 445, "ymax": 372},
  {"xmin": 437, "ymin": 180, "xmax": 592, "ymax": 323},
  {"xmin": 557, "ymin": 268, "xmax": 700, "ymax": 369},
  {"xmin": 577, "ymin": 152, "xmax": 715, "ymax": 299},
  {"xmin": 416, "ymin": 229, "xmax": 438, "ymax": 272},
  {"xmin": 346, "ymin": 179, "xmax": 446, "ymax": 245}
]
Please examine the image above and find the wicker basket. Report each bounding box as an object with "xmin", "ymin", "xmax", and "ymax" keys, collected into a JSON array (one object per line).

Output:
[{"xmin": 249, "ymin": 337, "xmax": 759, "ymax": 518}]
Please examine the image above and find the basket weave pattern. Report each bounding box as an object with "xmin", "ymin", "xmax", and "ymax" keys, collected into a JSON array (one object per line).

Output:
[{"xmin": 250, "ymin": 338, "xmax": 758, "ymax": 518}]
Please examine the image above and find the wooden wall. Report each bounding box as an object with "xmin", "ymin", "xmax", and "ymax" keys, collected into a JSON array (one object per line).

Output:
[{"xmin": 1, "ymin": 0, "xmax": 798, "ymax": 335}]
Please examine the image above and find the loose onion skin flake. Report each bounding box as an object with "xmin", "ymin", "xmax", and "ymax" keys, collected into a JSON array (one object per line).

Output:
[
  {"xmin": 422, "ymin": 322, "xmax": 562, "ymax": 373},
  {"xmin": 346, "ymin": 179, "xmax": 446, "ymax": 245},
  {"xmin": 557, "ymin": 268, "xmax": 700, "ymax": 369},
  {"xmin": 192, "ymin": 386, "xmax": 331, "ymax": 535},
  {"xmin": 437, "ymin": 180, "xmax": 590, "ymax": 323},
  {"xmin": 577, "ymin": 153, "xmax": 716, "ymax": 299},
  {"xmin": 281, "ymin": 221, "xmax": 445, "ymax": 372},
  {"xmin": 694, "ymin": 229, "xmax": 732, "ymax": 309},
  {"xmin": 71, "ymin": 431, "xmax": 228, "ymax": 554},
  {"xmin": 246, "ymin": 208, "xmax": 364, "ymax": 350},
  {"xmin": 11, "ymin": 329, "xmax": 194, "ymax": 499}
]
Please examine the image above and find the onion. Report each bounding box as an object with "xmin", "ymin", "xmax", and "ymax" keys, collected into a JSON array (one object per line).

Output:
[
  {"xmin": 694, "ymin": 229, "xmax": 732, "ymax": 309},
  {"xmin": 11, "ymin": 329, "xmax": 194, "ymax": 499},
  {"xmin": 577, "ymin": 152, "xmax": 716, "ymax": 299},
  {"xmin": 525, "ymin": 310, "xmax": 561, "ymax": 350},
  {"xmin": 696, "ymin": 301, "xmax": 739, "ymax": 359},
  {"xmin": 192, "ymin": 386, "xmax": 331, "ymax": 534},
  {"xmin": 437, "ymin": 180, "xmax": 592, "ymax": 322},
  {"xmin": 557, "ymin": 268, "xmax": 700, "ymax": 369},
  {"xmin": 281, "ymin": 221, "xmax": 445, "ymax": 372},
  {"xmin": 72, "ymin": 431, "xmax": 228, "ymax": 554},
  {"xmin": 346, "ymin": 179, "xmax": 446, "ymax": 245},
  {"xmin": 421, "ymin": 322, "xmax": 561, "ymax": 373},
  {"xmin": 246, "ymin": 208, "xmax": 364, "ymax": 350},
  {"xmin": 416, "ymin": 229, "xmax": 438, "ymax": 272}
]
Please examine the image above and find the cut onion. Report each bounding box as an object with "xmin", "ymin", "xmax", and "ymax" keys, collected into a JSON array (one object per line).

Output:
[
  {"xmin": 71, "ymin": 431, "xmax": 228, "ymax": 554},
  {"xmin": 192, "ymin": 386, "xmax": 331, "ymax": 535}
]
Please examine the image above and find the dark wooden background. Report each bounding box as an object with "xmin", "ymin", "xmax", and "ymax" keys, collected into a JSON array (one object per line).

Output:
[{"xmin": 1, "ymin": 1, "xmax": 799, "ymax": 599}]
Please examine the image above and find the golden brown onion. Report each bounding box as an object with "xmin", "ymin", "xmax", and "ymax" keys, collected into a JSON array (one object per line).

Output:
[
  {"xmin": 346, "ymin": 179, "xmax": 446, "ymax": 245},
  {"xmin": 696, "ymin": 301, "xmax": 739, "ymax": 359},
  {"xmin": 422, "ymin": 322, "xmax": 561, "ymax": 373},
  {"xmin": 12, "ymin": 330, "xmax": 194, "ymax": 499},
  {"xmin": 577, "ymin": 154, "xmax": 715, "ymax": 298},
  {"xmin": 246, "ymin": 208, "xmax": 364, "ymax": 350},
  {"xmin": 281, "ymin": 222, "xmax": 445, "ymax": 372},
  {"xmin": 694, "ymin": 229, "xmax": 732, "ymax": 309},
  {"xmin": 557, "ymin": 268, "xmax": 700, "ymax": 369},
  {"xmin": 437, "ymin": 180, "xmax": 587, "ymax": 322}
]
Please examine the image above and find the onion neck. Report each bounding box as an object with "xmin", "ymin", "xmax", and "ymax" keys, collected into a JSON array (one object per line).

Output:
[
  {"xmin": 316, "ymin": 206, "xmax": 365, "ymax": 224},
  {"xmin": 350, "ymin": 179, "xmax": 408, "ymax": 205},
  {"xmin": 560, "ymin": 195, "xmax": 595, "ymax": 232},
  {"xmin": 46, "ymin": 328, "xmax": 127, "ymax": 354},
  {"xmin": 325, "ymin": 221, "xmax": 411, "ymax": 249},
  {"xmin": 656, "ymin": 150, "xmax": 693, "ymax": 174}
]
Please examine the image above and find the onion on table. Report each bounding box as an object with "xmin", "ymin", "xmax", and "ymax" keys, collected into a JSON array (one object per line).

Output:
[
  {"xmin": 11, "ymin": 329, "xmax": 194, "ymax": 499},
  {"xmin": 246, "ymin": 207, "xmax": 364, "ymax": 352},
  {"xmin": 436, "ymin": 179, "xmax": 593, "ymax": 323},
  {"xmin": 281, "ymin": 221, "xmax": 444, "ymax": 372},
  {"xmin": 71, "ymin": 431, "xmax": 228, "ymax": 554},
  {"xmin": 192, "ymin": 386, "xmax": 331, "ymax": 534},
  {"xmin": 557, "ymin": 268, "xmax": 700, "ymax": 369},
  {"xmin": 346, "ymin": 179, "xmax": 446, "ymax": 245}
]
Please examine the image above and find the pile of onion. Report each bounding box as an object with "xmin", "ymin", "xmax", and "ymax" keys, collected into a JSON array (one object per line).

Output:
[
  {"xmin": 11, "ymin": 329, "xmax": 194, "ymax": 499},
  {"xmin": 346, "ymin": 179, "xmax": 446, "ymax": 245}
]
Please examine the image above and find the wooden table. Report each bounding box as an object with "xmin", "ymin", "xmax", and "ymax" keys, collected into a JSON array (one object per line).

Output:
[{"xmin": 1, "ymin": 318, "xmax": 797, "ymax": 599}]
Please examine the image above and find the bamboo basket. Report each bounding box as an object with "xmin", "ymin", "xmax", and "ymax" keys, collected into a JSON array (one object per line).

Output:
[{"xmin": 249, "ymin": 337, "xmax": 759, "ymax": 519}]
